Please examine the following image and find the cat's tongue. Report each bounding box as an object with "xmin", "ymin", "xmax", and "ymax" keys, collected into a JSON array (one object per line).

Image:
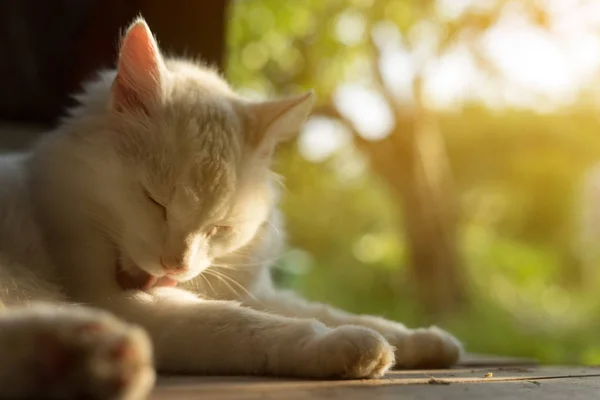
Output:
[
  {"xmin": 115, "ymin": 262, "xmax": 177, "ymax": 291},
  {"xmin": 155, "ymin": 275, "xmax": 178, "ymax": 287}
]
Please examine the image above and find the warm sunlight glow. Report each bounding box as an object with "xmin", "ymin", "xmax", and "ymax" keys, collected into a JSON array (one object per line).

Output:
[{"xmin": 299, "ymin": 0, "xmax": 600, "ymax": 161}]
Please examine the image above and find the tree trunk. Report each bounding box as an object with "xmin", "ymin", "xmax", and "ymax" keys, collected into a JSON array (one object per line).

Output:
[
  {"xmin": 391, "ymin": 79, "xmax": 466, "ymax": 317},
  {"xmin": 317, "ymin": 101, "xmax": 467, "ymax": 316},
  {"xmin": 393, "ymin": 119, "xmax": 466, "ymax": 316},
  {"xmin": 354, "ymin": 121, "xmax": 466, "ymax": 316}
]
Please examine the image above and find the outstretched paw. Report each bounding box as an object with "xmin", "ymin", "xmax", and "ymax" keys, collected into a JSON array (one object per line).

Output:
[
  {"xmin": 392, "ymin": 326, "xmax": 462, "ymax": 369},
  {"xmin": 0, "ymin": 305, "xmax": 155, "ymax": 399},
  {"xmin": 313, "ymin": 326, "xmax": 395, "ymax": 379}
]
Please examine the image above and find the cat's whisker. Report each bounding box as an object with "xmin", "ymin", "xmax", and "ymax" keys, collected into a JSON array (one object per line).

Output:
[
  {"xmin": 185, "ymin": 278, "xmax": 200, "ymax": 291},
  {"xmin": 198, "ymin": 272, "xmax": 217, "ymax": 295},
  {"xmin": 216, "ymin": 271, "xmax": 258, "ymax": 302},
  {"xmin": 209, "ymin": 264, "xmax": 250, "ymax": 272},
  {"xmin": 203, "ymin": 270, "xmax": 242, "ymax": 299},
  {"xmin": 265, "ymin": 220, "xmax": 281, "ymax": 235},
  {"xmin": 205, "ymin": 269, "xmax": 258, "ymax": 303}
]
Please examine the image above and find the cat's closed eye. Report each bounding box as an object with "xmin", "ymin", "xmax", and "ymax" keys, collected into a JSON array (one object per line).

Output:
[{"xmin": 144, "ymin": 190, "xmax": 166, "ymax": 219}]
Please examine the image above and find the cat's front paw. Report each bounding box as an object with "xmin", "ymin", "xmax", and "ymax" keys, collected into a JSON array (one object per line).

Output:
[
  {"xmin": 390, "ymin": 325, "xmax": 462, "ymax": 369},
  {"xmin": 312, "ymin": 326, "xmax": 394, "ymax": 379},
  {"xmin": 40, "ymin": 313, "xmax": 155, "ymax": 399},
  {"xmin": 0, "ymin": 305, "xmax": 155, "ymax": 399}
]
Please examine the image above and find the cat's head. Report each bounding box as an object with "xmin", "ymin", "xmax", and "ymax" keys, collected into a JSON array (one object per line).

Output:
[{"xmin": 56, "ymin": 19, "xmax": 313, "ymax": 286}]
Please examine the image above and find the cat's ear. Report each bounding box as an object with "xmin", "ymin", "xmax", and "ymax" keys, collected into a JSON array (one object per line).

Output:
[
  {"xmin": 110, "ymin": 18, "xmax": 164, "ymax": 114},
  {"xmin": 247, "ymin": 91, "xmax": 314, "ymax": 157}
]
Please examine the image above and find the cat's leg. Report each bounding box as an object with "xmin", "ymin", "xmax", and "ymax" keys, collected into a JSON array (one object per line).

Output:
[
  {"xmin": 0, "ymin": 303, "xmax": 154, "ymax": 399},
  {"xmin": 243, "ymin": 284, "xmax": 462, "ymax": 369},
  {"xmin": 99, "ymin": 287, "xmax": 394, "ymax": 379}
]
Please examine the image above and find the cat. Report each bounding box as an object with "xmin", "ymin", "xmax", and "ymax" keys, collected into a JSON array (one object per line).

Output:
[{"xmin": 0, "ymin": 18, "xmax": 462, "ymax": 399}]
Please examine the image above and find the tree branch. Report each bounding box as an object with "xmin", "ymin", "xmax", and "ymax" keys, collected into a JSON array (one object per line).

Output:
[{"xmin": 312, "ymin": 103, "xmax": 407, "ymax": 184}]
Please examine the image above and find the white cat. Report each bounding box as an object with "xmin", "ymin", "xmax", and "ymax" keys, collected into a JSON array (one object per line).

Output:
[{"xmin": 0, "ymin": 19, "xmax": 461, "ymax": 399}]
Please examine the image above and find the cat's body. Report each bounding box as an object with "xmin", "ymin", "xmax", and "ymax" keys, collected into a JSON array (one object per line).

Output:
[
  {"xmin": 0, "ymin": 19, "xmax": 461, "ymax": 399},
  {"xmin": 0, "ymin": 154, "xmax": 65, "ymax": 304}
]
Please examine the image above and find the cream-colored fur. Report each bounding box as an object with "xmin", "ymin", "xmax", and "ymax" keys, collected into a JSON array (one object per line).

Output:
[{"xmin": 0, "ymin": 19, "xmax": 461, "ymax": 399}]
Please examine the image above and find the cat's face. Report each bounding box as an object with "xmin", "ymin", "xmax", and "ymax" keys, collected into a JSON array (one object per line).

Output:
[
  {"xmin": 70, "ymin": 19, "xmax": 313, "ymax": 284},
  {"xmin": 112, "ymin": 93, "xmax": 274, "ymax": 283}
]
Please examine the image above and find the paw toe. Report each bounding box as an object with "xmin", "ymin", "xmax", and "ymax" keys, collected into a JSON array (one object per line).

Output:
[
  {"xmin": 321, "ymin": 326, "xmax": 394, "ymax": 379},
  {"xmin": 395, "ymin": 326, "xmax": 462, "ymax": 369},
  {"xmin": 32, "ymin": 311, "xmax": 154, "ymax": 399}
]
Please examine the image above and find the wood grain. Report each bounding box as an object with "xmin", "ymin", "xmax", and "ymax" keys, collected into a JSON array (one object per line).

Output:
[{"xmin": 150, "ymin": 355, "xmax": 600, "ymax": 400}]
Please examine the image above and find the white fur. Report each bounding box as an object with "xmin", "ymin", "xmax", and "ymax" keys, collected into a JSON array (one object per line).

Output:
[{"xmin": 0, "ymin": 19, "xmax": 461, "ymax": 398}]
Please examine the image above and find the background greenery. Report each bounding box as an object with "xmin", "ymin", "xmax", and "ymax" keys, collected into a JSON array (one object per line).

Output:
[{"xmin": 226, "ymin": 0, "xmax": 600, "ymax": 364}]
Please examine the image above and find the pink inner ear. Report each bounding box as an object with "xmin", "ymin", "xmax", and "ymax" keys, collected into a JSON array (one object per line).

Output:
[{"xmin": 112, "ymin": 21, "xmax": 162, "ymax": 114}]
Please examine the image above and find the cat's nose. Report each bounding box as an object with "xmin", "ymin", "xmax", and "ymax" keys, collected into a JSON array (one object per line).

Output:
[{"xmin": 160, "ymin": 256, "xmax": 187, "ymax": 274}]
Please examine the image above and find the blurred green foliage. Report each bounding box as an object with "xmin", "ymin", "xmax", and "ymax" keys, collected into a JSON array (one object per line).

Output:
[{"xmin": 226, "ymin": 0, "xmax": 600, "ymax": 364}]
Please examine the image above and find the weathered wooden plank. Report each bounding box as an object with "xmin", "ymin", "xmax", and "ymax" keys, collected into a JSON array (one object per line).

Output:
[{"xmin": 151, "ymin": 366, "xmax": 600, "ymax": 400}]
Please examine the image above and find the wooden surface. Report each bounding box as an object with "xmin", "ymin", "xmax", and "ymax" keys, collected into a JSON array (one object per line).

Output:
[{"xmin": 151, "ymin": 355, "xmax": 600, "ymax": 399}]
